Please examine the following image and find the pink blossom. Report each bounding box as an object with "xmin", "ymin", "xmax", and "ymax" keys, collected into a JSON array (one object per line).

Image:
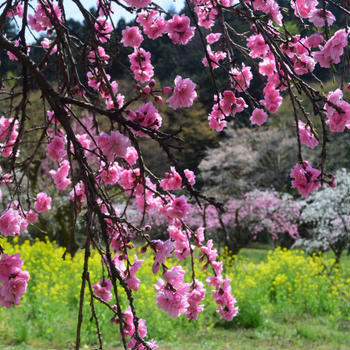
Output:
[
  {"xmin": 230, "ymin": 64, "xmax": 253, "ymax": 92},
  {"xmin": 97, "ymin": 131, "xmax": 131, "ymax": 162},
  {"xmin": 127, "ymin": 102, "xmax": 162, "ymax": 131},
  {"xmin": 88, "ymin": 46, "xmax": 110, "ymax": 64},
  {"xmin": 126, "ymin": 257, "xmax": 144, "ymax": 291},
  {"xmin": 124, "ymin": 0, "xmax": 151, "ymax": 9},
  {"xmin": 154, "ymin": 279, "xmax": 189, "ymax": 317},
  {"xmin": 314, "ymin": 29, "xmax": 348, "ymax": 67},
  {"xmin": 202, "ymin": 45, "xmax": 227, "ymax": 69},
  {"xmin": 128, "ymin": 48, "xmax": 154, "ymax": 83},
  {"xmin": 34, "ymin": 192, "xmax": 52, "ymax": 213},
  {"xmin": 308, "ymin": 8, "xmax": 335, "ymax": 27},
  {"xmin": 166, "ymin": 195, "xmax": 189, "ymax": 220},
  {"xmin": 125, "ymin": 147, "xmax": 138, "ymax": 166},
  {"xmin": 167, "ymin": 76, "xmax": 197, "ymax": 110},
  {"xmin": 118, "ymin": 168, "xmax": 139, "ymax": 190},
  {"xmin": 200, "ymin": 239, "xmax": 217, "ymax": 262},
  {"xmin": 184, "ymin": 169, "xmax": 196, "ymax": 186},
  {"xmin": 0, "ymin": 270, "xmax": 30, "ymax": 308},
  {"xmin": 163, "ymin": 265, "xmax": 185, "ymax": 288},
  {"xmin": 95, "ymin": 17, "xmax": 113, "ymax": 43},
  {"xmin": 0, "ymin": 253, "xmax": 23, "ymax": 283},
  {"xmin": 291, "ymin": 0, "xmax": 318, "ymax": 18},
  {"xmin": 208, "ymin": 104, "xmax": 227, "ymax": 132},
  {"xmin": 294, "ymin": 54, "xmax": 316, "ymax": 75},
  {"xmin": 6, "ymin": 3, "xmax": 23, "ymax": 18},
  {"xmin": 0, "ymin": 116, "xmax": 18, "ymax": 142},
  {"xmin": 28, "ymin": 2, "xmax": 61, "ymax": 32},
  {"xmin": 186, "ymin": 280, "xmax": 205, "ymax": 320},
  {"xmin": 250, "ymin": 108, "xmax": 268, "ymax": 126},
  {"xmin": 213, "ymin": 277, "xmax": 238, "ymax": 321},
  {"xmin": 260, "ymin": 84, "xmax": 282, "ymax": 113},
  {"xmin": 121, "ymin": 26, "xmax": 144, "ymax": 48},
  {"xmin": 251, "ymin": 0, "xmax": 282, "ymax": 25},
  {"xmin": 47, "ymin": 135, "xmax": 67, "ymax": 162},
  {"xmin": 298, "ymin": 120, "xmax": 319, "ymax": 148},
  {"xmin": 290, "ymin": 161, "xmax": 321, "ymax": 198},
  {"xmin": 166, "ymin": 14, "xmax": 195, "ymax": 45},
  {"xmin": 137, "ymin": 10, "xmax": 166, "ymax": 40},
  {"xmin": 92, "ymin": 279, "xmax": 113, "ymax": 301},
  {"xmin": 100, "ymin": 163, "xmax": 121, "ymax": 185},
  {"xmin": 152, "ymin": 239, "xmax": 173, "ymax": 273},
  {"xmin": 206, "ymin": 33, "xmax": 221, "ymax": 44},
  {"xmin": 195, "ymin": 6, "xmax": 217, "ymax": 29},
  {"xmin": 26, "ymin": 210, "xmax": 39, "ymax": 224},
  {"xmin": 195, "ymin": 227, "xmax": 205, "ymax": 245},
  {"xmin": 0, "ymin": 209, "xmax": 24, "ymax": 236},
  {"xmin": 160, "ymin": 167, "xmax": 182, "ymax": 191},
  {"xmin": 70, "ymin": 181, "xmax": 86, "ymax": 204},
  {"xmin": 305, "ymin": 33, "xmax": 324, "ymax": 48},
  {"xmin": 50, "ymin": 160, "xmax": 71, "ymax": 190},
  {"xmin": 324, "ymin": 89, "xmax": 350, "ymax": 132},
  {"xmin": 41, "ymin": 38, "xmax": 57, "ymax": 55},
  {"xmin": 247, "ymin": 34, "xmax": 269, "ymax": 58}
]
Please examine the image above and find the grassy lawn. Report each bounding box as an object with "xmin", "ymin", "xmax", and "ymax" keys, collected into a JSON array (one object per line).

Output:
[{"xmin": 1, "ymin": 314, "xmax": 349, "ymax": 350}]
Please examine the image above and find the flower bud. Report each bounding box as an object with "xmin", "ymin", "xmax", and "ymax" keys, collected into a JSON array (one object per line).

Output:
[
  {"xmin": 154, "ymin": 95, "xmax": 163, "ymax": 104},
  {"xmin": 162, "ymin": 86, "xmax": 172, "ymax": 95}
]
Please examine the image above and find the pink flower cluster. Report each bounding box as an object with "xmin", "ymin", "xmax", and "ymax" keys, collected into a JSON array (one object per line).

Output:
[
  {"xmin": 34, "ymin": 192, "xmax": 52, "ymax": 213},
  {"xmin": 113, "ymin": 256, "xmax": 144, "ymax": 291},
  {"xmin": 290, "ymin": 161, "xmax": 321, "ymax": 198},
  {"xmin": 249, "ymin": 0, "xmax": 282, "ymax": 25},
  {"xmin": 28, "ymin": 1, "xmax": 62, "ymax": 32},
  {"xmin": 0, "ymin": 253, "xmax": 30, "ymax": 308},
  {"xmin": 154, "ymin": 266, "xmax": 205, "ymax": 320},
  {"xmin": 0, "ymin": 208, "xmax": 27, "ymax": 237},
  {"xmin": 298, "ymin": 121, "xmax": 319, "ymax": 148},
  {"xmin": 126, "ymin": 102, "xmax": 162, "ymax": 135},
  {"xmin": 230, "ymin": 64, "xmax": 253, "ymax": 92},
  {"xmin": 324, "ymin": 89, "xmax": 350, "ymax": 133},
  {"xmin": 121, "ymin": 26, "xmax": 144, "ymax": 48},
  {"xmin": 50, "ymin": 160, "xmax": 71, "ymax": 190},
  {"xmin": 202, "ymin": 45, "xmax": 226, "ymax": 69},
  {"xmin": 167, "ymin": 76, "xmax": 197, "ymax": 110},
  {"xmin": 47, "ymin": 135, "xmax": 67, "ymax": 162},
  {"xmin": 200, "ymin": 240, "xmax": 238, "ymax": 321},
  {"xmin": 97, "ymin": 131, "xmax": 131, "ymax": 162},
  {"xmin": 168, "ymin": 225, "xmax": 191, "ymax": 261},
  {"xmin": 208, "ymin": 90, "xmax": 247, "ymax": 132},
  {"xmin": 93, "ymin": 279, "xmax": 113, "ymax": 301},
  {"xmin": 160, "ymin": 167, "xmax": 195, "ymax": 191},
  {"xmin": 0, "ymin": 116, "xmax": 18, "ymax": 158},
  {"xmin": 95, "ymin": 17, "xmax": 113, "ymax": 43},
  {"xmin": 112, "ymin": 306, "xmax": 157, "ymax": 350},
  {"xmin": 314, "ymin": 29, "xmax": 348, "ymax": 68},
  {"xmin": 129, "ymin": 49, "xmax": 154, "ymax": 83},
  {"xmin": 137, "ymin": 11, "xmax": 166, "ymax": 40},
  {"xmin": 166, "ymin": 14, "xmax": 195, "ymax": 45}
]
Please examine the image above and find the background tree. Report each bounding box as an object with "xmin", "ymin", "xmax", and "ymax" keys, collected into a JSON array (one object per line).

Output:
[{"xmin": 293, "ymin": 168, "xmax": 350, "ymax": 263}]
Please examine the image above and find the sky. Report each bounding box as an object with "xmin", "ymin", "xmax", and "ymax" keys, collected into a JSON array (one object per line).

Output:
[{"xmin": 63, "ymin": 0, "xmax": 185, "ymax": 23}]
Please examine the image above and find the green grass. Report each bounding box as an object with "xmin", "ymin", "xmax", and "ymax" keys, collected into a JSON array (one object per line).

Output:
[{"xmin": 1, "ymin": 315, "xmax": 349, "ymax": 350}]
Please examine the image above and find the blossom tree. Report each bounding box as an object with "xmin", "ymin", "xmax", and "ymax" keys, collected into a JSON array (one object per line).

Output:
[
  {"xmin": 0, "ymin": 0, "xmax": 349, "ymax": 349},
  {"xmin": 185, "ymin": 190, "xmax": 300, "ymax": 255},
  {"xmin": 293, "ymin": 168, "xmax": 350, "ymax": 263}
]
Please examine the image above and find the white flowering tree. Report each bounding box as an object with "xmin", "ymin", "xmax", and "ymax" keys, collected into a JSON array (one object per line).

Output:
[{"xmin": 293, "ymin": 168, "xmax": 350, "ymax": 263}]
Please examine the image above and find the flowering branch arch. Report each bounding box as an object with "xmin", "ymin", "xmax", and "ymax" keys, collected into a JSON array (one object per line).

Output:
[{"xmin": 0, "ymin": 0, "xmax": 349, "ymax": 349}]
